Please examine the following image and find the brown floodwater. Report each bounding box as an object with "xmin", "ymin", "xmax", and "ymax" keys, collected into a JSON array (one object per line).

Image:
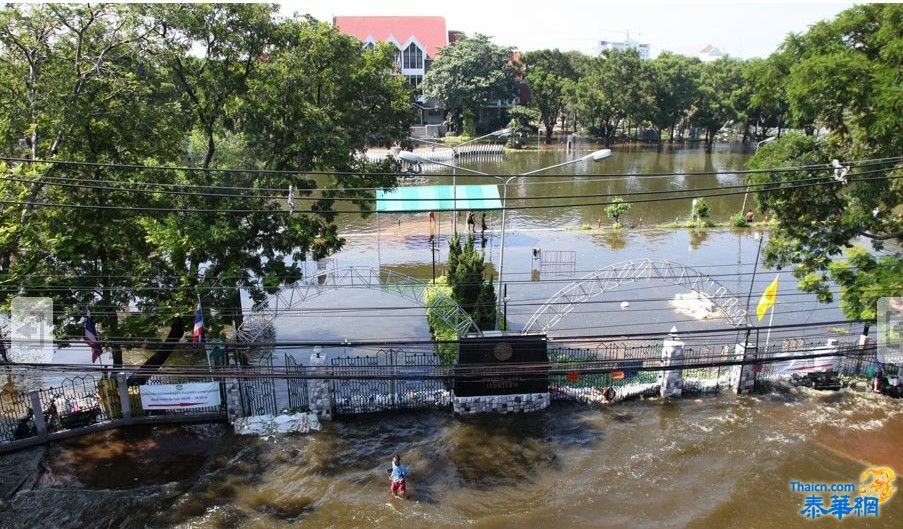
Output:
[{"xmin": 2, "ymin": 386, "xmax": 902, "ymax": 529}]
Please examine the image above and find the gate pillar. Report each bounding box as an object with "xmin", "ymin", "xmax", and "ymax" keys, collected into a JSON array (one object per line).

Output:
[
  {"xmin": 308, "ymin": 347, "xmax": 333, "ymax": 421},
  {"xmin": 659, "ymin": 328, "xmax": 684, "ymax": 398},
  {"xmin": 730, "ymin": 343, "xmax": 758, "ymax": 394}
]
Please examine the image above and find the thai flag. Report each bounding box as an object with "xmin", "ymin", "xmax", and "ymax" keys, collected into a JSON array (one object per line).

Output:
[
  {"xmin": 193, "ymin": 301, "xmax": 205, "ymax": 343},
  {"xmin": 84, "ymin": 312, "xmax": 102, "ymax": 363}
]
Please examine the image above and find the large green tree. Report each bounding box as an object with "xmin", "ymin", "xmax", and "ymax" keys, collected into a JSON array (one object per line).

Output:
[
  {"xmin": 572, "ymin": 49, "xmax": 645, "ymax": 146},
  {"xmin": 644, "ymin": 52, "xmax": 699, "ymax": 143},
  {"xmin": 0, "ymin": 5, "xmax": 412, "ymax": 368},
  {"xmin": 446, "ymin": 234, "xmax": 497, "ymax": 330},
  {"xmin": 746, "ymin": 6, "xmax": 903, "ymax": 321},
  {"xmin": 689, "ymin": 57, "xmax": 744, "ymax": 151},
  {"xmin": 522, "ymin": 49, "xmax": 577, "ymax": 143},
  {"xmin": 420, "ymin": 34, "xmax": 518, "ymax": 136}
]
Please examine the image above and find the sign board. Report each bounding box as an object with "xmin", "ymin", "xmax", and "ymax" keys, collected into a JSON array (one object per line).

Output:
[
  {"xmin": 455, "ymin": 333, "xmax": 548, "ymax": 397},
  {"xmin": 139, "ymin": 382, "xmax": 221, "ymax": 410},
  {"xmin": 397, "ymin": 366, "xmax": 430, "ymax": 391}
]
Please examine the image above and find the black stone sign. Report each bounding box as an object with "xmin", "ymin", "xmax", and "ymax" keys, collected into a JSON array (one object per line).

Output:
[{"xmin": 454, "ymin": 333, "xmax": 549, "ymax": 397}]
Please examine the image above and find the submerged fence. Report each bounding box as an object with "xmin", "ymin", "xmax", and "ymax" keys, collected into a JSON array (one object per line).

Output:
[
  {"xmin": 0, "ymin": 372, "xmax": 228, "ymax": 453},
  {"xmin": 0, "ymin": 335, "xmax": 881, "ymax": 451}
]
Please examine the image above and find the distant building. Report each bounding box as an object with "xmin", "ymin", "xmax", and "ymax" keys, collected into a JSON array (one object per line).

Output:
[
  {"xmin": 697, "ymin": 44, "xmax": 724, "ymax": 62},
  {"xmin": 334, "ymin": 16, "xmax": 448, "ymax": 129},
  {"xmin": 597, "ymin": 35, "xmax": 651, "ymax": 60},
  {"xmin": 334, "ymin": 16, "xmax": 522, "ymax": 136}
]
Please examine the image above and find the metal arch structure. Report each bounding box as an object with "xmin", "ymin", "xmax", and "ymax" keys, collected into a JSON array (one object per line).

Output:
[
  {"xmin": 237, "ymin": 266, "xmax": 481, "ymax": 342},
  {"xmin": 522, "ymin": 258, "xmax": 750, "ymax": 334}
]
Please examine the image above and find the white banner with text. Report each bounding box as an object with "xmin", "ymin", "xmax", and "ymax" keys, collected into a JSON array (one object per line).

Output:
[{"xmin": 139, "ymin": 382, "xmax": 221, "ymax": 410}]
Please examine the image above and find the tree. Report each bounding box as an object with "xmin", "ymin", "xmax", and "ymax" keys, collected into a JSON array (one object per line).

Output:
[
  {"xmin": 0, "ymin": 4, "xmax": 185, "ymax": 365},
  {"xmin": 689, "ymin": 57, "xmax": 744, "ymax": 151},
  {"xmin": 691, "ymin": 197, "xmax": 711, "ymax": 226},
  {"xmin": 447, "ymin": 235, "xmax": 496, "ymax": 330},
  {"xmin": 744, "ymin": 55, "xmax": 791, "ymax": 140},
  {"xmin": 644, "ymin": 52, "xmax": 699, "ymax": 143},
  {"xmin": 745, "ymin": 4, "xmax": 903, "ymax": 322},
  {"xmin": 522, "ymin": 49, "xmax": 576, "ymax": 143},
  {"xmin": 605, "ymin": 197, "xmax": 631, "ymax": 228},
  {"xmin": 148, "ymin": 3, "xmax": 277, "ymax": 169},
  {"xmin": 749, "ymin": 134, "xmax": 901, "ymax": 321},
  {"xmin": 421, "ymin": 34, "xmax": 518, "ymax": 137},
  {"xmin": 0, "ymin": 6, "xmax": 413, "ymax": 369},
  {"xmin": 572, "ymin": 49, "xmax": 645, "ymax": 146},
  {"xmin": 506, "ymin": 105, "xmax": 539, "ymax": 148}
]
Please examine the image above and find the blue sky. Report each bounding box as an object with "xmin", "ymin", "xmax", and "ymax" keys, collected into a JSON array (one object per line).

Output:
[{"xmin": 285, "ymin": 0, "xmax": 855, "ymax": 58}]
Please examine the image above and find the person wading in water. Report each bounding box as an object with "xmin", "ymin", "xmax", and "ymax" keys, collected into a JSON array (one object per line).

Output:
[{"xmin": 387, "ymin": 453, "xmax": 411, "ymax": 499}]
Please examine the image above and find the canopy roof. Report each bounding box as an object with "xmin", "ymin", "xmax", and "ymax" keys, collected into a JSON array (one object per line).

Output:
[{"xmin": 375, "ymin": 185, "xmax": 502, "ymax": 213}]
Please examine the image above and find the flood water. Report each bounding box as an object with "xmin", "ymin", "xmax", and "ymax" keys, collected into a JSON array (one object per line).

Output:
[
  {"xmin": 3, "ymin": 389, "xmax": 902, "ymax": 528},
  {"xmin": 3, "ymin": 144, "xmax": 900, "ymax": 528}
]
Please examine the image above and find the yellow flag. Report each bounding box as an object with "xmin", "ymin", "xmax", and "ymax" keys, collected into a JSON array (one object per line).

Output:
[{"xmin": 756, "ymin": 275, "xmax": 779, "ymax": 321}]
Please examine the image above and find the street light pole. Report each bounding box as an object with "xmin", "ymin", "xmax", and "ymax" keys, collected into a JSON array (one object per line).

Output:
[
  {"xmin": 398, "ymin": 148, "xmax": 612, "ymax": 331},
  {"xmin": 493, "ymin": 148, "xmax": 612, "ymax": 330}
]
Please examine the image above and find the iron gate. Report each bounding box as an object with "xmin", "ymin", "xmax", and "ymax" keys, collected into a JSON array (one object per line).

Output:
[
  {"xmin": 285, "ymin": 354, "xmax": 309, "ymax": 411},
  {"xmin": 330, "ymin": 348, "xmax": 448, "ymax": 414},
  {"xmin": 238, "ymin": 354, "xmax": 278, "ymax": 416}
]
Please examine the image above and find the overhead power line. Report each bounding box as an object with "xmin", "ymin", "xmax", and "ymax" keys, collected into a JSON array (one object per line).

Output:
[
  {"xmin": 1, "ymin": 163, "xmax": 897, "ymax": 203},
  {"xmin": 2, "ymin": 154, "xmax": 900, "ymax": 180},
  {"xmin": 0, "ymin": 173, "xmax": 899, "ymax": 214}
]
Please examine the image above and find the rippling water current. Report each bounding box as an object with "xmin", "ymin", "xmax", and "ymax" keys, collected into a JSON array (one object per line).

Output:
[{"xmin": 2, "ymin": 387, "xmax": 902, "ymax": 528}]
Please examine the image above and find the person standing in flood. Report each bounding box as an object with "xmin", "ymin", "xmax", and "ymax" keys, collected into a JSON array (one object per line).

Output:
[
  {"xmin": 481, "ymin": 213, "xmax": 488, "ymax": 236},
  {"xmin": 467, "ymin": 211, "xmax": 476, "ymax": 233},
  {"xmin": 388, "ymin": 453, "xmax": 410, "ymax": 499}
]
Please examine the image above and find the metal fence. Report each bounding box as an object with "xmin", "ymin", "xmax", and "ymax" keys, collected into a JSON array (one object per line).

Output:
[
  {"xmin": 238, "ymin": 354, "xmax": 278, "ymax": 416},
  {"xmin": 285, "ymin": 354, "xmax": 309, "ymax": 411},
  {"xmin": 754, "ymin": 339, "xmax": 859, "ymax": 383},
  {"xmin": 330, "ymin": 348, "xmax": 449, "ymax": 415},
  {"xmin": 0, "ymin": 381, "xmax": 36, "ymax": 443},
  {"xmin": 1, "ymin": 372, "xmax": 229, "ymax": 450},
  {"xmin": 1, "ymin": 375, "xmax": 105, "ymax": 443},
  {"xmin": 548, "ymin": 345, "xmax": 660, "ymax": 403},
  {"xmin": 681, "ymin": 344, "xmax": 734, "ymax": 392}
]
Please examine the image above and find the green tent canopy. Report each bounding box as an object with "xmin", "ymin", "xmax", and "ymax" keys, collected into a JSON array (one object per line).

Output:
[{"xmin": 375, "ymin": 185, "xmax": 502, "ymax": 213}]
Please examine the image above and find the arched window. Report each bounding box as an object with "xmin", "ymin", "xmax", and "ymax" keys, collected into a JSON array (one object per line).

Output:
[{"xmin": 402, "ymin": 42, "xmax": 422, "ymax": 69}]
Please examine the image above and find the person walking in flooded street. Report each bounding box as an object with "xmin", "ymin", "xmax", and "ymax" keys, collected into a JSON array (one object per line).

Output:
[{"xmin": 388, "ymin": 453, "xmax": 410, "ymax": 499}]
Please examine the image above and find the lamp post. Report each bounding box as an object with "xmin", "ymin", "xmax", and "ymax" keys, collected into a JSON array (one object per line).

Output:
[
  {"xmin": 407, "ymin": 128, "xmax": 511, "ymax": 234},
  {"xmin": 399, "ymin": 148, "xmax": 613, "ymax": 330}
]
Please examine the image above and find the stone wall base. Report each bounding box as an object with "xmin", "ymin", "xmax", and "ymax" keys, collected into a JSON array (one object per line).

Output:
[{"xmin": 452, "ymin": 392, "xmax": 550, "ymax": 415}]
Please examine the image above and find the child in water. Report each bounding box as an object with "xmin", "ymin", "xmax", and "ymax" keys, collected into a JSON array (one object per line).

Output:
[{"xmin": 388, "ymin": 453, "xmax": 410, "ymax": 499}]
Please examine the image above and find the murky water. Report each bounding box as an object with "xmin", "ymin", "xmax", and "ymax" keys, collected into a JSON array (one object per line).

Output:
[
  {"xmin": 3, "ymin": 144, "xmax": 897, "ymax": 528},
  {"xmin": 3, "ymin": 388, "xmax": 902, "ymax": 528}
]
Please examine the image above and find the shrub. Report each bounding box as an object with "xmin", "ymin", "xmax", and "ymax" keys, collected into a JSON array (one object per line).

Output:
[
  {"xmin": 605, "ymin": 197, "xmax": 631, "ymax": 226},
  {"xmin": 731, "ymin": 212, "xmax": 749, "ymax": 227}
]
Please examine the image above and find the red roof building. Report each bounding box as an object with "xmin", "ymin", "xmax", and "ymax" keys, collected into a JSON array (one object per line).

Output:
[{"xmin": 333, "ymin": 16, "xmax": 449, "ymax": 60}]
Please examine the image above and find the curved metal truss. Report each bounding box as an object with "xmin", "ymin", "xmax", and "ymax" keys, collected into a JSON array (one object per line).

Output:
[
  {"xmin": 237, "ymin": 266, "xmax": 481, "ymax": 342},
  {"xmin": 523, "ymin": 258, "xmax": 750, "ymax": 334}
]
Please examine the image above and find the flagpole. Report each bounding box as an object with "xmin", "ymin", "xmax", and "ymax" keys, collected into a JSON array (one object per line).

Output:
[{"xmin": 764, "ymin": 303, "xmax": 776, "ymax": 350}]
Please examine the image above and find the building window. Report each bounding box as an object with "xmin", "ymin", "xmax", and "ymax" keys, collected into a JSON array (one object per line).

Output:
[
  {"xmin": 363, "ymin": 41, "xmax": 375, "ymax": 51},
  {"xmin": 402, "ymin": 42, "xmax": 423, "ymax": 69}
]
